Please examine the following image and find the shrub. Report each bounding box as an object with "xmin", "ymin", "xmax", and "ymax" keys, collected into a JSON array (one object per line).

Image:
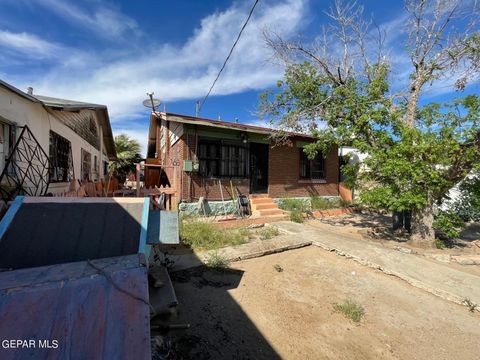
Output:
[
  {"xmin": 454, "ymin": 176, "xmax": 480, "ymax": 222},
  {"xmin": 278, "ymin": 198, "xmax": 308, "ymax": 211},
  {"xmin": 290, "ymin": 210, "xmax": 305, "ymax": 223},
  {"xmin": 339, "ymin": 199, "xmax": 353, "ymax": 207},
  {"xmin": 433, "ymin": 211, "xmax": 465, "ymax": 239},
  {"xmin": 333, "ymin": 299, "xmax": 365, "ymax": 323},
  {"xmin": 180, "ymin": 219, "xmax": 249, "ymax": 250},
  {"xmin": 435, "ymin": 238, "xmax": 446, "ymax": 249},
  {"xmin": 258, "ymin": 226, "xmax": 280, "ymax": 240},
  {"xmin": 310, "ymin": 196, "xmax": 333, "ymax": 210}
]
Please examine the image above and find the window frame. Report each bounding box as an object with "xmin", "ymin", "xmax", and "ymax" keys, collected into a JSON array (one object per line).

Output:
[
  {"xmin": 49, "ymin": 131, "xmax": 74, "ymax": 183},
  {"xmin": 299, "ymin": 149, "xmax": 326, "ymax": 182},
  {"xmin": 198, "ymin": 138, "xmax": 249, "ymax": 179},
  {"xmin": 81, "ymin": 148, "xmax": 92, "ymax": 181}
]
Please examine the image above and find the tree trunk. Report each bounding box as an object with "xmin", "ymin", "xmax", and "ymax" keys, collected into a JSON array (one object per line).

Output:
[
  {"xmin": 405, "ymin": 79, "xmax": 422, "ymax": 128},
  {"xmin": 409, "ymin": 202, "xmax": 436, "ymax": 248}
]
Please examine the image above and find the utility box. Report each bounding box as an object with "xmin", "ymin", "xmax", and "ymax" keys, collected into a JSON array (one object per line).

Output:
[
  {"xmin": 183, "ymin": 160, "xmax": 193, "ymax": 172},
  {"xmin": 184, "ymin": 160, "xmax": 199, "ymax": 172}
]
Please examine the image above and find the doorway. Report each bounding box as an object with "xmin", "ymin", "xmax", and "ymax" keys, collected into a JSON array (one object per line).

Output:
[{"xmin": 249, "ymin": 143, "xmax": 269, "ymax": 194}]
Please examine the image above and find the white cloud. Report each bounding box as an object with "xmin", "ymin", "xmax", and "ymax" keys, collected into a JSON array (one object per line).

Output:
[
  {"xmin": 0, "ymin": 30, "xmax": 63, "ymax": 59},
  {"xmin": 35, "ymin": 0, "xmax": 139, "ymax": 39},
  {"xmin": 7, "ymin": 0, "xmax": 307, "ymax": 123}
]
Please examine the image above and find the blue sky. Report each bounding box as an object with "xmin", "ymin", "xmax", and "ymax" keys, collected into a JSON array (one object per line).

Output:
[{"xmin": 0, "ymin": 0, "xmax": 478, "ymax": 154}]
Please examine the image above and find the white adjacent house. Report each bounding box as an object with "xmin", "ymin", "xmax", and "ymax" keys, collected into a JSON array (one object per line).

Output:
[{"xmin": 0, "ymin": 79, "xmax": 116, "ymax": 201}]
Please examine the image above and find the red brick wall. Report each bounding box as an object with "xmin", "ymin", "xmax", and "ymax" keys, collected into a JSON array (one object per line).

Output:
[
  {"xmin": 268, "ymin": 142, "xmax": 339, "ymax": 198},
  {"xmin": 160, "ymin": 129, "xmax": 339, "ymax": 202}
]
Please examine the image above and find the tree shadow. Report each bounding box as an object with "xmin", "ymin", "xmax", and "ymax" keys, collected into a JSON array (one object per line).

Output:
[{"xmin": 161, "ymin": 266, "xmax": 281, "ymax": 359}]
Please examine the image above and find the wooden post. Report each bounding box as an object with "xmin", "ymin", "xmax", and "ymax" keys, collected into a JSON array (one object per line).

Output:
[
  {"xmin": 136, "ymin": 163, "xmax": 141, "ymax": 197},
  {"xmin": 172, "ymin": 165, "xmax": 177, "ymax": 210}
]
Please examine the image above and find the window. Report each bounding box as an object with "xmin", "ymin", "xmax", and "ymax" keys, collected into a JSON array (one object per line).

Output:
[
  {"xmin": 49, "ymin": 131, "xmax": 73, "ymax": 182},
  {"xmin": 81, "ymin": 149, "xmax": 92, "ymax": 181},
  {"xmin": 103, "ymin": 161, "xmax": 108, "ymax": 176},
  {"xmin": 299, "ymin": 150, "xmax": 325, "ymax": 180},
  {"xmin": 93, "ymin": 155, "xmax": 99, "ymax": 179},
  {"xmin": 89, "ymin": 117, "xmax": 98, "ymax": 136},
  {"xmin": 198, "ymin": 139, "xmax": 248, "ymax": 178}
]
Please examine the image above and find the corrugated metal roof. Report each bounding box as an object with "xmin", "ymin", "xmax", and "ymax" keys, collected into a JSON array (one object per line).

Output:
[
  {"xmin": 33, "ymin": 94, "xmax": 107, "ymax": 111},
  {"xmin": 0, "ymin": 79, "xmax": 116, "ymax": 159}
]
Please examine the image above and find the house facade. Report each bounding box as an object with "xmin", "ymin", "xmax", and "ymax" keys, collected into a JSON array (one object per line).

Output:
[
  {"xmin": 145, "ymin": 112, "xmax": 340, "ymax": 204},
  {"xmin": 0, "ymin": 80, "xmax": 116, "ymax": 199}
]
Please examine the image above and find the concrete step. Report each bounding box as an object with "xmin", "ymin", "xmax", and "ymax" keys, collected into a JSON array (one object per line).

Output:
[
  {"xmin": 255, "ymin": 209, "xmax": 285, "ymax": 217},
  {"xmin": 250, "ymin": 193, "xmax": 270, "ymax": 199},
  {"xmin": 250, "ymin": 198, "xmax": 273, "ymax": 205},
  {"xmin": 254, "ymin": 203, "xmax": 278, "ymax": 210}
]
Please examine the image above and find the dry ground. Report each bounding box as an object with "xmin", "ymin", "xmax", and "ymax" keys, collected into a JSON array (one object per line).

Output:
[{"xmin": 169, "ymin": 246, "xmax": 479, "ymax": 360}]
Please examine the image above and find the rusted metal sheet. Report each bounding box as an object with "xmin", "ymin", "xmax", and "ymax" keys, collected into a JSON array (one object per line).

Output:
[{"xmin": 0, "ymin": 255, "xmax": 151, "ymax": 360}]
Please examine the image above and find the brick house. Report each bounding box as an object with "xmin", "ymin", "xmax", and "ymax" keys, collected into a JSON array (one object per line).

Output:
[{"xmin": 146, "ymin": 112, "xmax": 341, "ymax": 210}]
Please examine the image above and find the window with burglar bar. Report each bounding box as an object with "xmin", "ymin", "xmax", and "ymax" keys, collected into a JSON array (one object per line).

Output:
[
  {"xmin": 49, "ymin": 131, "xmax": 74, "ymax": 182},
  {"xmin": 299, "ymin": 149, "xmax": 326, "ymax": 180},
  {"xmin": 198, "ymin": 139, "xmax": 247, "ymax": 178},
  {"xmin": 81, "ymin": 149, "xmax": 92, "ymax": 181}
]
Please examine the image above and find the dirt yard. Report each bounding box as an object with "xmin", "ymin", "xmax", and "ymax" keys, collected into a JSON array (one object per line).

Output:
[{"xmin": 169, "ymin": 246, "xmax": 479, "ymax": 360}]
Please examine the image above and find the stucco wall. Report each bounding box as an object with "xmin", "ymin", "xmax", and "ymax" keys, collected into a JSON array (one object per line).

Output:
[{"xmin": 0, "ymin": 87, "xmax": 108, "ymax": 194}]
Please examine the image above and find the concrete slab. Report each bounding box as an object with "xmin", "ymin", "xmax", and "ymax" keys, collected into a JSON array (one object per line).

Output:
[
  {"xmin": 169, "ymin": 235, "xmax": 311, "ymax": 272},
  {"xmin": 273, "ymin": 221, "xmax": 480, "ymax": 311}
]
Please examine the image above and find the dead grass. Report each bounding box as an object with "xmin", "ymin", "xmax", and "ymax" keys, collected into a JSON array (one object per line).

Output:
[
  {"xmin": 180, "ymin": 218, "xmax": 249, "ymax": 250},
  {"xmin": 258, "ymin": 226, "xmax": 280, "ymax": 240},
  {"xmin": 205, "ymin": 251, "xmax": 230, "ymax": 269}
]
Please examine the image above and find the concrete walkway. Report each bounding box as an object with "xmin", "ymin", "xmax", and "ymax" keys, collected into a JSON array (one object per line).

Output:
[{"xmin": 274, "ymin": 221, "xmax": 480, "ymax": 311}]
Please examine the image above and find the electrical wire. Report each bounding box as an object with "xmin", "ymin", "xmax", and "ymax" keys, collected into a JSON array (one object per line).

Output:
[{"xmin": 198, "ymin": 0, "xmax": 260, "ymax": 114}]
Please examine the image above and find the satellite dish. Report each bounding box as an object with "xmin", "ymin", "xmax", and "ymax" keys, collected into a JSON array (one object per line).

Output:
[{"xmin": 143, "ymin": 92, "xmax": 161, "ymax": 111}]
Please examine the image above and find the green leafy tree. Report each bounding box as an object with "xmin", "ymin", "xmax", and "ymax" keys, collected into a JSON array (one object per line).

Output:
[
  {"xmin": 108, "ymin": 134, "xmax": 142, "ymax": 183},
  {"xmin": 260, "ymin": 0, "xmax": 480, "ymax": 247},
  {"xmin": 453, "ymin": 174, "xmax": 480, "ymax": 222}
]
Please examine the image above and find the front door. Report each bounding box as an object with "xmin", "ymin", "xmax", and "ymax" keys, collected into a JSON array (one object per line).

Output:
[{"xmin": 249, "ymin": 143, "xmax": 269, "ymax": 193}]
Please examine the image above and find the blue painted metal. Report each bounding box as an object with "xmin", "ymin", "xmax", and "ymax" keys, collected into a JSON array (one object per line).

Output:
[
  {"xmin": 0, "ymin": 195, "xmax": 23, "ymax": 242},
  {"xmin": 147, "ymin": 210, "xmax": 180, "ymax": 245},
  {"xmin": 0, "ymin": 197, "xmax": 153, "ymax": 359},
  {"xmin": 0, "ymin": 255, "xmax": 151, "ymax": 360},
  {"xmin": 159, "ymin": 211, "xmax": 180, "ymax": 244},
  {"xmin": 138, "ymin": 197, "xmax": 151, "ymax": 261}
]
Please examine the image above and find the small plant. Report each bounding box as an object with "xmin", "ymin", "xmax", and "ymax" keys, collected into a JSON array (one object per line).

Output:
[
  {"xmin": 180, "ymin": 219, "xmax": 249, "ymax": 250},
  {"xmin": 339, "ymin": 199, "xmax": 353, "ymax": 208},
  {"xmin": 310, "ymin": 196, "xmax": 333, "ymax": 210},
  {"xmin": 435, "ymin": 238, "xmax": 446, "ymax": 249},
  {"xmin": 463, "ymin": 298, "xmax": 478, "ymax": 313},
  {"xmin": 258, "ymin": 226, "xmax": 280, "ymax": 240},
  {"xmin": 333, "ymin": 299, "xmax": 365, "ymax": 323},
  {"xmin": 290, "ymin": 210, "xmax": 305, "ymax": 223},
  {"xmin": 205, "ymin": 251, "xmax": 229, "ymax": 269},
  {"xmin": 273, "ymin": 264, "xmax": 283, "ymax": 272},
  {"xmin": 278, "ymin": 198, "xmax": 308, "ymax": 211}
]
